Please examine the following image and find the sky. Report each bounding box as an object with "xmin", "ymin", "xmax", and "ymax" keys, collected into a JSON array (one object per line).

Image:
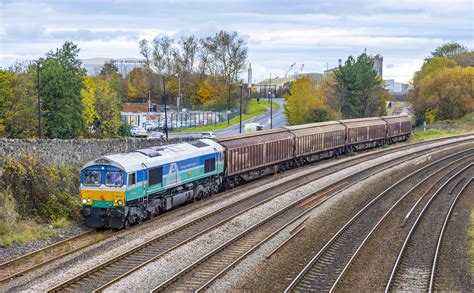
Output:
[{"xmin": 0, "ymin": 0, "xmax": 472, "ymax": 83}]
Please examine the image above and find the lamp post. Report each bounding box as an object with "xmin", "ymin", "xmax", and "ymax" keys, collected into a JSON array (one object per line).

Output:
[
  {"xmin": 227, "ymin": 83, "xmax": 231, "ymax": 125},
  {"xmin": 162, "ymin": 75, "xmax": 169, "ymax": 140},
  {"xmin": 175, "ymin": 73, "xmax": 181, "ymax": 112},
  {"xmin": 268, "ymin": 73, "xmax": 273, "ymax": 129},
  {"xmin": 239, "ymin": 83, "xmax": 243, "ymax": 133},
  {"xmin": 269, "ymin": 90, "xmax": 273, "ymax": 129},
  {"xmin": 36, "ymin": 60, "xmax": 42, "ymax": 139}
]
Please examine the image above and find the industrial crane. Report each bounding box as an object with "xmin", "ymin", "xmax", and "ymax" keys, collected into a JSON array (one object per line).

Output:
[{"xmin": 284, "ymin": 62, "xmax": 296, "ymax": 78}]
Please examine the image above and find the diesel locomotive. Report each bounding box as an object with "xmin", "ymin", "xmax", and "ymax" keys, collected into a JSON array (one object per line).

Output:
[{"xmin": 80, "ymin": 115, "xmax": 412, "ymax": 229}]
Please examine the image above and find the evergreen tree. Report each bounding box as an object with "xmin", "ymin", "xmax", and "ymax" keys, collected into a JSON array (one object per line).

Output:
[
  {"xmin": 41, "ymin": 41, "xmax": 84, "ymax": 139},
  {"xmin": 334, "ymin": 53, "xmax": 387, "ymax": 118}
]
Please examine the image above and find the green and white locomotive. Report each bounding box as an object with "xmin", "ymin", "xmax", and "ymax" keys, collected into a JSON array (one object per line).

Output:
[{"xmin": 80, "ymin": 139, "xmax": 224, "ymax": 228}]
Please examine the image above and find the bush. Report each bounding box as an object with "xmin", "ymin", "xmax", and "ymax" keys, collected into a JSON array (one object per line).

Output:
[{"xmin": 1, "ymin": 154, "xmax": 81, "ymax": 223}]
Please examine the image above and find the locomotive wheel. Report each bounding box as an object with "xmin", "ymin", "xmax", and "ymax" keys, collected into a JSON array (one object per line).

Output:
[
  {"xmin": 122, "ymin": 219, "xmax": 130, "ymax": 229},
  {"xmin": 194, "ymin": 191, "xmax": 203, "ymax": 202}
]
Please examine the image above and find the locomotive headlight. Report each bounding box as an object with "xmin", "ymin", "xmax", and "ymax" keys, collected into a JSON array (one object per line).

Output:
[
  {"xmin": 87, "ymin": 198, "xmax": 91, "ymax": 203},
  {"xmin": 117, "ymin": 200, "xmax": 123, "ymax": 206},
  {"xmin": 82, "ymin": 198, "xmax": 87, "ymax": 204}
]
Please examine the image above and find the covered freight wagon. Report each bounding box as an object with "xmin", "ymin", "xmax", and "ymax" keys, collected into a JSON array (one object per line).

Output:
[
  {"xmin": 381, "ymin": 114, "xmax": 412, "ymax": 142},
  {"xmin": 285, "ymin": 121, "xmax": 346, "ymax": 161},
  {"xmin": 214, "ymin": 129, "xmax": 294, "ymax": 182},
  {"xmin": 340, "ymin": 117, "xmax": 387, "ymax": 149}
]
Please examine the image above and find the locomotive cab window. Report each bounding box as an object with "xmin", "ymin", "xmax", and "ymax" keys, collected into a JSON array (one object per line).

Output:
[
  {"xmin": 128, "ymin": 173, "xmax": 136, "ymax": 186},
  {"xmin": 106, "ymin": 171, "xmax": 123, "ymax": 187},
  {"xmin": 204, "ymin": 158, "xmax": 216, "ymax": 173},
  {"xmin": 149, "ymin": 166, "xmax": 163, "ymax": 186},
  {"xmin": 83, "ymin": 170, "xmax": 101, "ymax": 186}
]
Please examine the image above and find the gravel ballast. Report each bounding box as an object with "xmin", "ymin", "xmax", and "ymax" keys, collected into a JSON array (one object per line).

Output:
[
  {"xmin": 2, "ymin": 136, "xmax": 472, "ymax": 292},
  {"xmin": 105, "ymin": 139, "xmax": 473, "ymax": 292},
  {"xmin": 217, "ymin": 142, "xmax": 473, "ymax": 292}
]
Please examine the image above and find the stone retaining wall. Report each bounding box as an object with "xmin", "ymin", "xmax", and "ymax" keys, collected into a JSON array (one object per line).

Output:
[{"xmin": 0, "ymin": 137, "xmax": 194, "ymax": 167}]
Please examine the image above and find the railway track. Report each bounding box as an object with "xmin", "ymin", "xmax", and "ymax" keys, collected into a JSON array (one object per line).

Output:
[
  {"xmin": 0, "ymin": 135, "xmax": 457, "ymax": 292},
  {"xmin": 284, "ymin": 149, "xmax": 474, "ymax": 292},
  {"xmin": 385, "ymin": 163, "xmax": 473, "ymax": 292},
  {"xmin": 4, "ymin": 137, "xmax": 470, "ymax": 290},
  {"xmin": 59, "ymin": 140, "xmax": 471, "ymax": 292},
  {"xmin": 0, "ymin": 230, "xmax": 98, "ymax": 284},
  {"xmin": 330, "ymin": 152, "xmax": 473, "ymax": 291},
  {"xmin": 430, "ymin": 177, "xmax": 472, "ymax": 292}
]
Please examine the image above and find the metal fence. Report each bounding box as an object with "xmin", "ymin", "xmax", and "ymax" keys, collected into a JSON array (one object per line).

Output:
[{"xmin": 146, "ymin": 110, "xmax": 239, "ymax": 131}]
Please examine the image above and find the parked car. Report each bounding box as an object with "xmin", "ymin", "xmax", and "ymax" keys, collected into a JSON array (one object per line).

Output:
[
  {"xmin": 143, "ymin": 121, "xmax": 160, "ymax": 131},
  {"xmin": 130, "ymin": 126, "xmax": 147, "ymax": 137},
  {"xmin": 201, "ymin": 131, "xmax": 217, "ymax": 138},
  {"xmin": 147, "ymin": 132, "xmax": 165, "ymax": 140}
]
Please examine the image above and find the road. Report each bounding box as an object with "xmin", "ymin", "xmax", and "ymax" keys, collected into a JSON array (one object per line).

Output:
[{"xmin": 168, "ymin": 98, "xmax": 287, "ymax": 139}]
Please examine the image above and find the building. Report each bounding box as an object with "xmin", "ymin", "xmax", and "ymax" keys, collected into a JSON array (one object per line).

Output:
[
  {"xmin": 81, "ymin": 58, "xmax": 145, "ymax": 76},
  {"xmin": 385, "ymin": 79, "xmax": 409, "ymax": 95}
]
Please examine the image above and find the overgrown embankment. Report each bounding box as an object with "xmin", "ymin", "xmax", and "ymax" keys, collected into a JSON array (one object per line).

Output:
[
  {"xmin": 409, "ymin": 112, "xmax": 474, "ymax": 142},
  {"xmin": 0, "ymin": 137, "xmax": 191, "ymax": 245}
]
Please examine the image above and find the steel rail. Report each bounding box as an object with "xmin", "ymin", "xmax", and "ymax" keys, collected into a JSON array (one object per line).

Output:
[
  {"xmin": 385, "ymin": 163, "xmax": 473, "ymax": 292},
  {"xmin": 152, "ymin": 148, "xmax": 474, "ymax": 292},
  {"xmin": 0, "ymin": 230, "xmax": 96, "ymax": 284},
  {"xmin": 1, "ymin": 135, "xmax": 472, "ymax": 289},
  {"xmin": 329, "ymin": 154, "xmax": 473, "ymax": 292},
  {"xmin": 47, "ymin": 137, "xmax": 473, "ymax": 292},
  {"xmin": 0, "ymin": 230, "xmax": 94, "ymax": 269},
  {"xmin": 75, "ymin": 136, "xmax": 469, "ymax": 292},
  {"xmin": 284, "ymin": 148, "xmax": 474, "ymax": 292},
  {"xmin": 428, "ymin": 177, "xmax": 472, "ymax": 292}
]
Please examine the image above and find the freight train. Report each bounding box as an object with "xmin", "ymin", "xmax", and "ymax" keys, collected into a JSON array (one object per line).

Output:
[{"xmin": 80, "ymin": 115, "xmax": 412, "ymax": 228}]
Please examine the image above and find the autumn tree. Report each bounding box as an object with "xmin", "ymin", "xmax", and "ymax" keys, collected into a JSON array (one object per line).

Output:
[
  {"xmin": 0, "ymin": 65, "xmax": 38, "ymax": 138},
  {"xmin": 410, "ymin": 42, "xmax": 472, "ymax": 124},
  {"xmin": 414, "ymin": 67, "xmax": 473, "ymax": 121},
  {"xmin": 137, "ymin": 31, "xmax": 248, "ymax": 110},
  {"xmin": 81, "ymin": 76, "xmax": 122, "ymax": 137},
  {"xmin": 284, "ymin": 76, "xmax": 329, "ymax": 125},
  {"xmin": 99, "ymin": 62, "xmax": 127, "ymax": 102},
  {"xmin": 127, "ymin": 68, "xmax": 149, "ymax": 102},
  {"xmin": 431, "ymin": 42, "xmax": 468, "ymax": 59},
  {"xmin": 41, "ymin": 41, "xmax": 84, "ymax": 139}
]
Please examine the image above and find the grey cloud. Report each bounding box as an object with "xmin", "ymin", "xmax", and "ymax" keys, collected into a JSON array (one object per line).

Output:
[{"xmin": 50, "ymin": 29, "xmax": 140, "ymax": 42}]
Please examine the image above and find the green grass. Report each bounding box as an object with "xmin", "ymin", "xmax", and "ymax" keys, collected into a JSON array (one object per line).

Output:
[
  {"xmin": 408, "ymin": 112, "xmax": 474, "ymax": 142},
  {"xmin": 256, "ymin": 99, "xmax": 281, "ymax": 111},
  {"xmin": 172, "ymin": 99, "xmax": 279, "ymax": 133},
  {"xmin": 51, "ymin": 217, "xmax": 73, "ymax": 229},
  {"xmin": 409, "ymin": 128, "xmax": 461, "ymax": 142},
  {"xmin": 1, "ymin": 221, "xmax": 57, "ymax": 245}
]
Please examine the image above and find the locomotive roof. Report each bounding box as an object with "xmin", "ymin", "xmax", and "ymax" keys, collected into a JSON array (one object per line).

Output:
[{"xmin": 82, "ymin": 139, "xmax": 223, "ymax": 172}]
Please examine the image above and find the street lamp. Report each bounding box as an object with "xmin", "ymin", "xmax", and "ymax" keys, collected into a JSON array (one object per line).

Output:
[
  {"xmin": 269, "ymin": 90, "xmax": 273, "ymax": 129},
  {"xmin": 227, "ymin": 83, "xmax": 231, "ymax": 125},
  {"xmin": 175, "ymin": 73, "xmax": 181, "ymax": 112},
  {"xmin": 239, "ymin": 83, "xmax": 243, "ymax": 133},
  {"xmin": 36, "ymin": 60, "xmax": 42, "ymax": 139},
  {"xmin": 162, "ymin": 75, "xmax": 169, "ymax": 140}
]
